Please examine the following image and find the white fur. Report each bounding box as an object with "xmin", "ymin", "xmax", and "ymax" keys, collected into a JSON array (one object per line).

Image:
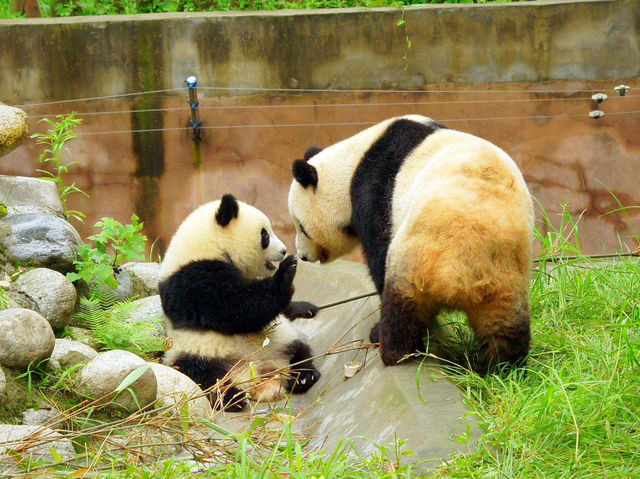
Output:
[
  {"xmin": 160, "ymin": 199, "xmax": 286, "ymax": 280},
  {"xmin": 162, "ymin": 317, "xmax": 306, "ymax": 402},
  {"xmin": 288, "ymin": 117, "xmax": 403, "ymax": 262},
  {"xmin": 161, "ymin": 198, "xmax": 308, "ymax": 403}
]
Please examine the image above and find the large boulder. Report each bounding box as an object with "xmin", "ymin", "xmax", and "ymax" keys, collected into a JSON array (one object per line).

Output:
[
  {"xmin": 148, "ymin": 362, "xmax": 212, "ymax": 420},
  {"xmin": 1, "ymin": 214, "xmax": 82, "ymax": 274},
  {"xmin": 0, "ymin": 104, "xmax": 28, "ymax": 157},
  {"xmin": 0, "ymin": 425, "xmax": 75, "ymax": 472},
  {"xmin": 0, "ymin": 176, "xmax": 64, "ymax": 218},
  {"xmin": 76, "ymin": 350, "xmax": 157, "ymax": 412},
  {"xmin": 48, "ymin": 339, "xmax": 98, "ymax": 372},
  {"xmin": 0, "ymin": 308, "xmax": 55, "ymax": 369},
  {"xmin": 11, "ymin": 268, "xmax": 77, "ymax": 331},
  {"xmin": 121, "ymin": 262, "xmax": 160, "ymax": 298}
]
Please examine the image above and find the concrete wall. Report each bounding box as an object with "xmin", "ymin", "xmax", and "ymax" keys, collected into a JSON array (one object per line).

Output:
[{"xmin": 1, "ymin": 0, "xmax": 639, "ymax": 255}]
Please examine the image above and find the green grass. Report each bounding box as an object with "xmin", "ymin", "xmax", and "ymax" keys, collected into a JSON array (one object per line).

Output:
[
  {"xmin": 438, "ymin": 258, "xmax": 640, "ymax": 478},
  {"xmin": 3, "ymin": 0, "xmax": 512, "ymax": 19}
]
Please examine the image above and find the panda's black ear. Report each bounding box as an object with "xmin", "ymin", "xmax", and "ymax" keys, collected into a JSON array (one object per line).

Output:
[
  {"xmin": 292, "ymin": 160, "xmax": 318, "ymax": 190},
  {"xmin": 303, "ymin": 146, "xmax": 323, "ymax": 161},
  {"xmin": 216, "ymin": 194, "xmax": 239, "ymax": 227}
]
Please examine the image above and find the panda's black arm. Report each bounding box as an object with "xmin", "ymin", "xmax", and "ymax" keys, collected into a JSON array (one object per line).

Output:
[
  {"xmin": 283, "ymin": 301, "xmax": 319, "ymax": 320},
  {"xmin": 159, "ymin": 257, "xmax": 297, "ymax": 335}
]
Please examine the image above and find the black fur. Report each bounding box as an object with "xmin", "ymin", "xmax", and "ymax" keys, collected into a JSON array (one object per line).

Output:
[
  {"xmin": 292, "ymin": 159, "xmax": 318, "ymax": 190},
  {"xmin": 304, "ymin": 146, "xmax": 323, "ymax": 161},
  {"xmin": 350, "ymin": 118, "xmax": 444, "ymax": 293},
  {"xmin": 283, "ymin": 301, "xmax": 319, "ymax": 320},
  {"xmin": 172, "ymin": 352, "xmax": 248, "ymax": 411},
  {"xmin": 284, "ymin": 339, "xmax": 321, "ymax": 393},
  {"xmin": 377, "ymin": 287, "xmax": 430, "ymax": 365},
  {"xmin": 216, "ymin": 194, "xmax": 239, "ymax": 227},
  {"xmin": 159, "ymin": 255, "xmax": 297, "ymax": 334}
]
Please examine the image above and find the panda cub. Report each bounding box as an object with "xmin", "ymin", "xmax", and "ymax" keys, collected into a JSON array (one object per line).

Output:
[
  {"xmin": 288, "ymin": 115, "xmax": 534, "ymax": 375},
  {"xmin": 159, "ymin": 194, "xmax": 321, "ymax": 411}
]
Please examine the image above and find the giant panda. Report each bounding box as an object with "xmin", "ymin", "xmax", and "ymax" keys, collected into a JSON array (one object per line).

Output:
[
  {"xmin": 159, "ymin": 194, "xmax": 321, "ymax": 411},
  {"xmin": 288, "ymin": 115, "xmax": 534, "ymax": 375}
]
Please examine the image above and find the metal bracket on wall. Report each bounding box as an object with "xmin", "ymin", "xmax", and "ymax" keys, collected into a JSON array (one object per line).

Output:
[
  {"xmin": 589, "ymin": 92, "xmax": 607, "ymax": 119},
  {"xmin": 614, "ymin": 84, "xmax": 631, "ymax": 96},
  {"xmin": 185, "ymin": 75, "xmax": 202, "ymax": 141},
  {"xmin": 589, "ymin": 85, "xmax": 632, "ymax": 120}
]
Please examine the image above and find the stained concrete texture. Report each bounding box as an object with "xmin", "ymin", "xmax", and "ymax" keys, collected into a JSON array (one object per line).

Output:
[{"xmin": 221, "ymin": 260, "xmax": 480, "ymax": 467}]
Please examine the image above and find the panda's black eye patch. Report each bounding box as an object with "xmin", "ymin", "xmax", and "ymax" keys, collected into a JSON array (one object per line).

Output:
[
  {"xmin": 299, "ymin": 222, "xmax": 312, "ymax": 240},
  {"xmin": 261, "ymin": 228, "xmax": 270, "ymax": 249}
]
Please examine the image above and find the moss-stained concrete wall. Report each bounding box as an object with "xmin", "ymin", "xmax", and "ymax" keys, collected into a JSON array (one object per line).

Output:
[
  {"xmin": 1, "ymin": 0, "xmax": 639, "ymax": 100},
  {"xmin": 0, "ymin": 0, "xmax": 639, "ymax": 255}
]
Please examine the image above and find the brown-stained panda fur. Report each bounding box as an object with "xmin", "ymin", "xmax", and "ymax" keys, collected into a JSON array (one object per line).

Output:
[{"xmin": 288, "ymin": 115, "xmax": 534, "ymax": 375}]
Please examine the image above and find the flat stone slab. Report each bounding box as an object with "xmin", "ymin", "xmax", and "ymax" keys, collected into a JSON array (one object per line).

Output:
[{"xmin": 220, "ymin": 260, "xmax": 479, "ymax": 468}]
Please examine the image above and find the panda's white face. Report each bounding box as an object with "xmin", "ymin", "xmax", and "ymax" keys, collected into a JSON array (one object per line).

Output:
[
  {"xmin": 225, "ymin": 208, "xmax": 287, "ymax": 279},
  {"xmin": 161, "ymin": 195, "xmax": 287, "ymax": 280},
  {"xmin": 288, "ymin": 149, "xmax": 359, "ymax": 263}
]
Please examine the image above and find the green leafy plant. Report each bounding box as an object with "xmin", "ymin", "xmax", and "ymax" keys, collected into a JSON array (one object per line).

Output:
[
  {"xmin": 75, "ymin": 294, "xmax": 168, "ymax": 357},
  {"xmin": 68, "ymin": 214, "xmax": 147, "ymax": 289},
  {"xmin": 31, "ymin": 112, "xmax": 88, "ymax": 223}
]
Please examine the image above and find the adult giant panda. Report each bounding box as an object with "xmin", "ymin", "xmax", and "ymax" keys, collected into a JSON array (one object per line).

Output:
[
  {"xmin": 159, "ymin": 194, "xmax": 321, "ymax": 411},
  {"xmin": 288, "ymin": 115, "xmax": 534, "ymax": 375}
]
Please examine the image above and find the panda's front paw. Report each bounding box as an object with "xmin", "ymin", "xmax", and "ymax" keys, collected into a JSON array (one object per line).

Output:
[
  {"xmin": 284, "ymin": 301, "xmax": 319, "ymax": 320},
  {"xmin": 287, "ymin": 366, "xmax": 321, "ymax": 394},
  {"xmin": 274, "ymin": 255, "xmax": 297, "ymax": 305}
]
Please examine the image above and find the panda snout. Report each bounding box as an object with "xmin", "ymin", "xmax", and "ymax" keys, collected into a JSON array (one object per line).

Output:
[{"xmin": 280, "ymin": 248, "xmax": 287, "ymax": 257}]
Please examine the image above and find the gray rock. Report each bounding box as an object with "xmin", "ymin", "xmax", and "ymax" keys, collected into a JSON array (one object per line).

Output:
[
  {"xmin": 0, "ymin": 175, "xmax": 65, "ymax": 217},
  {"xmin": 0, "ymin": 425, "xmax": 75, "ymax": 472},
  {"xmin": 0, "ymin": 308, "xmax": 55, "ymax": 368},
  {"xmin": 114, "ymin": 268, "xmax": 134, "ymax": 301},
  {"xmin": 0, "ymin": 368, "xmax": 5, "ymax": 400},
  {"xmin": 126, "ymin": 295, "xmax": 166, "ymax": 338},
  {"xmin": 2, "ymin": 214, "xmax": 82, "ymax": 274},
  {"xmin": 11, "ymin": 268, "xmax": 77, "ymax": 331},
  {"xmin": 48, "ymin": 338, "xmax": 97, "ymax": 372},
  {"xmin": 218, "ymin": 260, "xmax": 480, "ymax": 468},
  {"xmin": 0, "ymin": 104, "xmax": 28, "ymax": 156},
  {"xmin": 148, "ymin": 362, "xmax": 212, "ymax": 420},
  {"xmin": 121, "ymin": 262, "xmax": 160, "ymax": 298},
  {"xmin": 22, "ymin": 408, "xmax": 60, "ymax": 426},
  {"xmin": 76, "ymin": 350, "xmax": 157, "ymax": 412}
]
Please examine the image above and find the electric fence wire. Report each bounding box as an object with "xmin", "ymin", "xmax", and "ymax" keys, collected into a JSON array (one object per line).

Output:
[
  {"xmin": 73, "ymin": 109, "xmax": 640, "ymax": 136},
  {"xmin": 14, "ymin": 83, "xmax": 632, "ymax": 110},
  {"xmin": 13, "ymin": 87, "xmax": 186, "ymax": 108},
  {"xmin": 25, "ymin": 94, "xmax": 640, "ymax": 119}
]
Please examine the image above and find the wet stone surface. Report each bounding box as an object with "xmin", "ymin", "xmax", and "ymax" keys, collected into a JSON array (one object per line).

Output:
[{"xmin": 219, "ymin": 260, "xmax": 480, "ymax": 468}]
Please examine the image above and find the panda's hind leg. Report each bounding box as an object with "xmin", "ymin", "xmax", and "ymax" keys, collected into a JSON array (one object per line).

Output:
[
  {"xmin": 172, "ymin": 353, "xmax": 248, "ymax": 411},
  {"xmin": 378, "ymin": 286, "xmax": 438, "ymax": 366},
  {"xmin": 465, "ymin": 292, "xmax": 531, "ymax": 376},
  {"xmin": 284, "ymin": 339, "xmax": 321, "ymax": 394}
]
